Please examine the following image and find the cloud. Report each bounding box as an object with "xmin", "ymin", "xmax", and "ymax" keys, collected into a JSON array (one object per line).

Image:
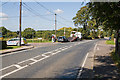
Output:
[
  {"xmin": 54, "ymin": 9, "xmax": 64, "ymax": 14},
  {"xmin": 46, "ymin": 11, "xmax": 51, "ymax": 14},
  {"xmin": 0, "ymin": 12, "xmax": 8, "ymax": 20}
]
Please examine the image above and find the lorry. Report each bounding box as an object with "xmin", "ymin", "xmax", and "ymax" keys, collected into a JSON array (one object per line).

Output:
[{"xmin": 68, "ymin": 31, "xmax": 82, "ymax": 42}]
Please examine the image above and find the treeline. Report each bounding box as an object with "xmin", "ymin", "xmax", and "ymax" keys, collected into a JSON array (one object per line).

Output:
[
  {"xmin": 0, "ymin": 26, "xmax": 115, "ymax": 41},
  {"xmin": 0, "ymin": 26, "xmax": 73, "ymax": 40}
]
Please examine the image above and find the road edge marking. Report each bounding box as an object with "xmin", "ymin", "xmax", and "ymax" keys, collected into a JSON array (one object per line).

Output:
[{"xmin": 77, "ymin": 52, "xmax": 89, "ymax": 78}]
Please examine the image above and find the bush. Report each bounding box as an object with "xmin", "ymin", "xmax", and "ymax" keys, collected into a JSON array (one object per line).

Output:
[
  {"xmin": 111, "ymin": 50, "xmax": 120, "ymax": 71},
  {"xmin": 95, "ymin": 37, "xmax": 99, "ymax": 39},
  {"xmin": 100, "ymin": 35, "xmax": 104, "ymax": 38},
  {"xmin": 0, "ymin": 41, "xmax": 7, "ymax": 49},
  {"xmin": 83, "ymin": 36, "xmax": 92, "ymax": 40}
]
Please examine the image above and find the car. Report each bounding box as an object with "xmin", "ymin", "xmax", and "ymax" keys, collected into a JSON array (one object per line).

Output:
[
  {"xmin": 7, "ymin": 38, "xmax": 27, "ymax": 46},
  {"xmin": 57, "ymin": 36, "xmax": 68, "ymax": 42}
]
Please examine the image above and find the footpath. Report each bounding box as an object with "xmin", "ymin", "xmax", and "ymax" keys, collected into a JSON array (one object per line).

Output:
[{"xmin": 79, "ymin": 39, "xmax": 120, "ymax": 79}]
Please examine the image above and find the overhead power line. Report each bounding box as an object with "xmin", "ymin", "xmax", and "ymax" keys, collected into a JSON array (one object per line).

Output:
[
  {"xmin": 23, "ymin": 3, "xmax": 54, "ymax": 22},
  {"xmin": 0, "ymin": 2, "xmax": 8, "ymax": 7},
  {"xmin": 34, "ymin": 1, "xmax": 72, "ymax": 26}
]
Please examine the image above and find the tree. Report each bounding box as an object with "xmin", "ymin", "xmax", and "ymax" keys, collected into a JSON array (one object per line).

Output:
[
  {"xmin": 88, "ymin": 2, "xmax": 120, "ymax": 54},
  {"xmin": 72, "ymin": 5, "xmax": 100, "ymax": 38},
  {"xmin": 22, "ymin": 28, "xmax": 36, "ymax": 39},
  {"xmin": 0, "ymin": 27, "xmax": 7, "ymax": 35}
]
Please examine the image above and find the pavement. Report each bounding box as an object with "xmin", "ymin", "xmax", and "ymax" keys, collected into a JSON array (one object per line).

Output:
[
  {"xmin": 93, "ymin": 40, "xmax": 120, "ymax": 79},
  {"xmin": 77, "ymin": 39, "xmax": 120, "ymax": 79}
]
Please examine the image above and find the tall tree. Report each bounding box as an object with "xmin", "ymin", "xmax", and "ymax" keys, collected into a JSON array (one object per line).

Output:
[
  {"xmin": 22, "ymin": 28, "xmax": 36, "ymax": 39},
  {"xmin": 88, "ymin": 2, "xmax": 120, "ymax": 54}
]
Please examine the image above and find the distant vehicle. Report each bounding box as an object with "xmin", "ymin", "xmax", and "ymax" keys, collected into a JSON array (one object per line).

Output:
[
  {"xmin": 0, "ymin": 32, "xmax": 3, "ymax": 40},
  {"xmin": 57, "ymin": 36, "xmax": 68, "ymax": 42},
  {"xmin": 68, "ymin": 31, "xmax": 82, "ymax": 42},
  {"xmin": 70, "ymin": 31, "xmax": 82, "ymax": 39},
  {"xmin": 7, "ymin": 38, "xmax": 27, "ymax": 46}
]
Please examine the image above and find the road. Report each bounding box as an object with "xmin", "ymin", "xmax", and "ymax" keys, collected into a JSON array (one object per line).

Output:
[{"xmin": 0, "ymin": 40, "xmax": 98, "ymax": 78}]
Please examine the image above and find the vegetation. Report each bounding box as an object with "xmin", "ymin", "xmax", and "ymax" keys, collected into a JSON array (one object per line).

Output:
[
  {"xmin": 73, "ymin": 2, "xmax": 120, "ymax": 55},
  {"xmin": 111, "ymin": 50, "xmax": 120, "ymax": 72},
  {"xmin": 26, "ymin": 39, "xmax": 51, "ymax": 43},
  {"xmin": 1, "ymin": 46, "xmax": 21, "ymax": 50},
  {"xmin": 22, "ymin": 28, "xmax": 36, "ymax": 39},
  {"xmin": 106, "ymin": 40, "xmax": 115, "ymax": 45},
  {"xmin": 0, "ymin": 26, "xmax": 73, "ymax": 43},
  {"xmin": 88, "ymin": 2, "xmax": 120, "ymax": 55},
  {"xmin": 0, "ymin": 41, "xmax": 7, "ymax": 49}
]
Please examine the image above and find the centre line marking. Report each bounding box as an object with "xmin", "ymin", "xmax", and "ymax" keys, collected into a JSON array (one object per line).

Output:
[
  {"xmin": 0, "ymin": 41, "xmax": 94, "ymax": 78},
  {"xmin": 14, "ymin": 64, "xmax": 22, "ymax": 69}
]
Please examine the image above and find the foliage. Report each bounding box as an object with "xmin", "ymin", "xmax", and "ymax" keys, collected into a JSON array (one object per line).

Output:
[
  {"xmin": 72, "ymin": 5, "xmax": 101, "ymax": 39},
  {"xmin": 111, "ymin": 50, "xmax": 120, "ymax": 70},
  {"xmin": 0, "ymin": 41, "xmax": 7, "ymax": 49},
  {"xmin": 22, "ymin": 28, "xmax": 36, "ymax": 39},
  {"xmin": 88, "ymin": 2, "xmax": 120, "ymax": 54},
  {"xmin": 6, "ymin": 32, "xmax": 17, "ymax": 38},
  {"xmin": 26, "ymin": 39, "xmax": 51, "ymax": 43}
]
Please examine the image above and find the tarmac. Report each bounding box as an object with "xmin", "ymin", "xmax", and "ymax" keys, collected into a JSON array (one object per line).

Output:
[
  {"xmin": 79, "ymin": 39, "xmax": 120, "ymax": 79},
  {"xmin": 0, "ymin": 39, "xmax": 120, "ymax": 79}
]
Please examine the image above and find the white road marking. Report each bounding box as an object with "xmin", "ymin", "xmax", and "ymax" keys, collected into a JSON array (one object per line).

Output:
[
  {"xmin": 0, "ymin": 65, "xmax": 14, "ymax": 72},
  {"xmin": 14, "ymin": 64, "xmax": 22, "ymax": 69},
  {"xmin": 97, "ymin": 47, "xmax": 100, "ymax": 50},
  {"xmin": 94, "ymin": 44, "xmax": 98, "ymax": 53},
  {"xmin": 29, "ymin": 58, "xmax": 38, "ymax": 62},
  {"xmin": 77, "ymin": 52, "xmax": 89, "ymax": 78},
  {"xmin": 0, "ymin": 40, "xmax": 93, "ymax": 78},
  {"xmin": 0, "ymin": 65, "xmax": 28, "ymax": 78}
]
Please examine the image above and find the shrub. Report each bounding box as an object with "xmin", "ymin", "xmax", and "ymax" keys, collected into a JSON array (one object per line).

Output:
[
  {"xmin": 0, "ymin": 41, "xmax": 7, "ymax": 49},
  {"xmin": 111, "ymin": 50, "xmax": 120, "ymax": 71},
  {"xmin": 83, "ymin": 36, "xmax": 92, "ymax": 40},
  {"xmin": 95, "ymin": 37, "xmax": 99, "ymax": 39}
]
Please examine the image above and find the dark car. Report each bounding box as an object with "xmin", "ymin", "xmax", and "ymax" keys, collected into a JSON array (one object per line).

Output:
[{"xmin": 57, "ymin": 36, "xmax": 68, "ymax": 42}]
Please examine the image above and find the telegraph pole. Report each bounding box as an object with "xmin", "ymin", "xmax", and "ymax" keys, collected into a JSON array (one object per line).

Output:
[
  {"xmin": 19, "ymin": 0, "xmax": 22, "ymax": 46},
  {"xmin": 55, "ymin": 14, "xmax": 57, "ymax": 36}
]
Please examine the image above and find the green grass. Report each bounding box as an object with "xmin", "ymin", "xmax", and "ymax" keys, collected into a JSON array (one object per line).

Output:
[
  {"xmin": 1, "ymin": 46, "xmax": 21, "ymax": 50},
  {"xmin": 26, "ymin": 39, "xmax": 51, "ymax": 43},
  {"xmin": 106, "ymin": 40, "xmax": 115, "ymax": 45},
  {"xmin": 110, "ymin": 50, "xmax": 120, "ymax": 72}
]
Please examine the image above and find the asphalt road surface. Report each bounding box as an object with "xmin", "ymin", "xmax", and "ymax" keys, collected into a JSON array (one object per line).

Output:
[{"xmin": 0, "ymin": 40, "xmax": 98, "ymax": 78}]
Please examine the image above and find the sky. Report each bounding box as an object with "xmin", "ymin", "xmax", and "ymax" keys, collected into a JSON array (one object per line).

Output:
[{"xmin": 0, "ymin": 1, "xmax": 87, "ymax": 31}]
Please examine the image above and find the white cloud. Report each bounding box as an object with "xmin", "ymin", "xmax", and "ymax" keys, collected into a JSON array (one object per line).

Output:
[
  {"xmin": 0, "ymin": 12, "xmax": 8, "ymax": 20},
  {"xmin": 46, "ymin": 11, "xmax": 51, "ymax": 14},
  {"xmin": 54, "ymin": 9, "xmax": 64, "ymax": 14}
]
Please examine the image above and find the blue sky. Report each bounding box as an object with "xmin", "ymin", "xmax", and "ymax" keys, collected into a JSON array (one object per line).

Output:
[{"xmin": 1, "ymin": 2, "xmax": 87, "ymax": 31}]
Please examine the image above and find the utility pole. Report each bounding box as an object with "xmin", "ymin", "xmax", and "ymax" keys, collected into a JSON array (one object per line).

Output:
[
  {"xmin": 19, "ymin": 0, "xmax": 22, "ymax": 46},
  {"xmin": 55, "ymin": 14, "xmax": 57, "ymax": 36}
]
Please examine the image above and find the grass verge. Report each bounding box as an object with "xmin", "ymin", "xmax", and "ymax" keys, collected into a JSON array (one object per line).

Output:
[
  {"xmin": 110, "ymin": 50, "xmax": 120, "ymax": 72},
  {"xmin": 106, "ymin": 40, "xmax": 115, "ymax": 45},
  {"xmin": 1, "ymin": 46, "xmax": 21, "ymax": 51},
  {"xmin": 27, "ymin": 39, "xmax": 51, "ymax": 43}
]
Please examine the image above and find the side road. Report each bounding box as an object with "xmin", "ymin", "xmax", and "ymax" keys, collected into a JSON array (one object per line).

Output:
[{"xmin": 78, "ymin": 39, "xmax": 120, "ymax": 78}]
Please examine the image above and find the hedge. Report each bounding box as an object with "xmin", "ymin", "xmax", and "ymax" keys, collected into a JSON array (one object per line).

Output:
[{"xmin": 0, "ymin": 41, "xmax": 7, "ymax": 49}]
